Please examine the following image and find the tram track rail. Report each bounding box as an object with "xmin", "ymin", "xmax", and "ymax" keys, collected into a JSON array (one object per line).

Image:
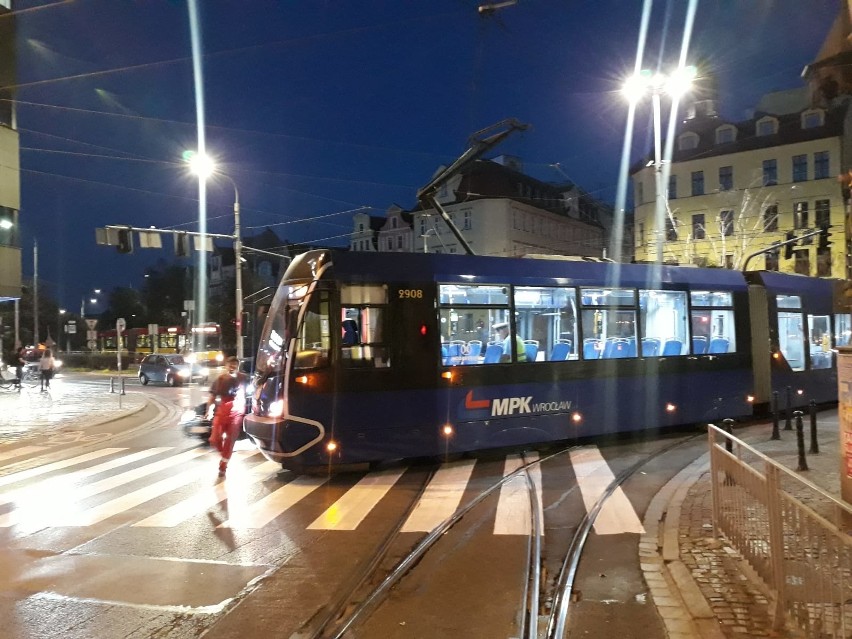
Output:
[{"xmin": 299, "ymin": 434, "xmax": 701, "ymax": 639}]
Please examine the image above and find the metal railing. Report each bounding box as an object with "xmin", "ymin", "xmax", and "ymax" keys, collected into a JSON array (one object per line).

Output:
[{"xmin": 708, "ymin": 424, "xmax": 852, "ymax": 637}]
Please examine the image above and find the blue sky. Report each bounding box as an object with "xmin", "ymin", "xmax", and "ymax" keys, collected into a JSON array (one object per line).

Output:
[{"xmin": 8, "ymin": 0, "xmax": 841, "ymax": 310}]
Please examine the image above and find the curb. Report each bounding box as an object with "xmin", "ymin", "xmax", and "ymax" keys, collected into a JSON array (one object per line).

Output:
[{"xmin": 640, "ymin": 452, "xmax": 725, "ymax": 639}]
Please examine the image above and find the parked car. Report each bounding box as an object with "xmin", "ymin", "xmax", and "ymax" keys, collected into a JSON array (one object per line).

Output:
[{"xmin": 138, "ymin": 354, "xmax": 207, "ymax": 386}]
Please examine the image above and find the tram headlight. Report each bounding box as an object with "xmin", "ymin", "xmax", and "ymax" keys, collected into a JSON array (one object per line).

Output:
[
  {"xmin": 746, "ymin": 395, "xmax": 755, "ymax": 403},
  {"xmin": 665, "ymin": 403, "xmax": 676, "ymax": 413},
  {"xmin": 571, "ymin": 412, "xmax": 582, "ymax": 424},
  {"xmin": 326, "ymin": 440, "xmax": 338, "ymax": 453},
  {"xmin": 269, "ymin": 400, "xmax": 284, "ymax": 417},
  {"xmin": 442, "ymin": 424, "xmax": 454, "ymax": 437}
]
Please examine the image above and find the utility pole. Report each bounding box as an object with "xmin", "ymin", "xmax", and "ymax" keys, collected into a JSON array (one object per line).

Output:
[{"xmin": 33, "ymin": 238, "xmax": 38, "ymax": 346}]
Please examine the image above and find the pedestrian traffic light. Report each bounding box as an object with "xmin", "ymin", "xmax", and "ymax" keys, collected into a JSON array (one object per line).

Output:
[
  {"xmin": 116, "ymin": 227, "xmax": 134, "ymax": 254},
  {"xmin": 784, "ymin": 231, "xmax": 796, "ymax": 259},
  {"xmin": 818, "ymin": 224, "xmax": 832, "ymax": 249}
]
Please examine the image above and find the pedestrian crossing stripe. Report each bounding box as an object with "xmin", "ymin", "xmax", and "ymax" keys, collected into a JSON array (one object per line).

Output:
[{"xmin": 0, "ymin": 446, "xmax": 644, "ymax": 536}]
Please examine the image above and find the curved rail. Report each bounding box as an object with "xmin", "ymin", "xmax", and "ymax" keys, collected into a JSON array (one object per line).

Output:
[{"xmin": 544, "ymin": 435, "xmax": 700, "ymax": 638}]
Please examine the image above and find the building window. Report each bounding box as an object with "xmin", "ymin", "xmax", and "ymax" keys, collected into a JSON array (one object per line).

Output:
[
  {"xmin": 397, "ymin": 236, "xmax": 403, "ymax": 249},
  {"xmin": 637, "ymin": 223, "xmax": 645, "ymax": 248},
  {"xmin": 668, "ymin": 175, "xmax": 677, "ymax": 199},
  {"xmin": 665, "ymin": 217, "xmax": 678, "ymax": 242},
  {"xmin": 463, "ymin": 211, "xmax": 472, "ymax": 230},
  {"xmin": 792, "ymin": 154, "xmax": 808, "ymax": 182},
  {"xmin": 692, "ymin": 214, "xmax": 705, "ymax": 240},
  {"xmin": 793, "ymin": 202, "xmax": 809, "ymax": 229},
  {"xmin": 678, "ymin": 133, "xmax": 698, "ymax": 151},
  {"xmin": 635, "ymin": 182, "xmax": 644, "ymax": 205},
  {"xmin": 817, "ymin": 246, "xmax": 831, "ymax": 276},
  {"xmin": 720, "ymin": 210, "xmax": 734, "ymax": 236},
  {"xmin": 719, "ymin": 166, "xmax": 733, "ymax": 191},
  {"xmin": 691, "ymin": 171, "xmax": 704, "ymax": 196},
  {"xmin": 802, "ymin": 109, "xmax": 824, "ymax": 129},
  {"xmin": 763, "ymin": 205, "xmax": 778, "ymax": 231},
  {"xmin": 794, "ymin": 249, "xmax": 810, "ymax": 275},
  {"xmin": 757, "ymin": 117, "xmax": 777, "ymax": 136},
  {"xmin": 762, "ymin": 159, "xmax": 777, "ymax": 186},
  {"xmin": 814, "ymin": 151, "xmax": 830, "ymax": 179},
  {"xmin": 815, "ymin": 199, "xmax": 830, "ymax": 228},
  {"xmin": 715, "ymin": 126, "xmax": 735, "ymax": 145},
  {"xmin": 724, "ymin": 254, "xmax": 734, "ymax": 269},
  {"xmin": 765, "ymin": 249, "xmax": 779, "ymax": 272}
]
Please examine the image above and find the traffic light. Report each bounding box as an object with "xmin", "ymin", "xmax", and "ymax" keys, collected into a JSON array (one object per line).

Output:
[
  {"xmin": 174, "ymin": 232, "xmax": 190, "ymax": 257},
  {"xmin": 818, "ymin": 224, "xmax": 832, "ymax": 249},
  {"xmin": 116, "ymin": 227, "xmax": 134, "ymax": 254},
  {"xmin": 784, "ymin": 231, "xmax": 796, "ymax": 259}
]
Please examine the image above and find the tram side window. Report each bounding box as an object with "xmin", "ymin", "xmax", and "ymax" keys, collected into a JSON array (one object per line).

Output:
[
  {"xmin": 639, "ymin": 290, "xmax": 688, "ymax": 356},
  {"xmin": 690, "ymin": 291, "xmax": 736, "ymax": 355},
  {"xmin": 808, "ymin": 314, "xmax": 832, "ymax": 369},
  {"xmin": 340, "ymin": 284, "xmax": 388, "ymax": 369},
  {"xmin": 580, "ymin": 288, "xmax": 637, "ymax": 359},
  {"xmin": 514, "ymin": 286, "xmax": 578, "ymax": 362},
  {"xmin": 776, "ymin": 295, "xmax": 804, "ymax": 371},
  {"xmin": 438, "ymin": 284, "xmax": 510, "ymax": 365},
  {"xmin": 836, "ymin": 314, "xmax": 852, "ymax": 347}
]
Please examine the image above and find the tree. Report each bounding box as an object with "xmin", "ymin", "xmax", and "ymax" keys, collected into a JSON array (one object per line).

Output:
[
  {"xmin": 100, "ymin": 287, "xmax": 146, "ymax": 329},
  {"xmin": 141, "ymin": 261, "xmax": 190, "ymax": 326}
]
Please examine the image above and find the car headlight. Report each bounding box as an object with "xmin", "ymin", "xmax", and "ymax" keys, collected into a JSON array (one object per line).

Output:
[
  {"xmin": 177, "ymin": 370, "xmax": 190, "ymax": 378},
  {"xmin": 215, "ymin": 352, "xmax": 225, "ymax": 362},
  {"xmin": 185, "ymin": 354, "xmax": 196, "ymax": 364},
  {"xmin": 53, "ymin": 359, "xmax": 63, "ymax": 368}
]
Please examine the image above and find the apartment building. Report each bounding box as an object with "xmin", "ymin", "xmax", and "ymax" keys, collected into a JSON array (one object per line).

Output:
[{"xmin": 0, "ymin": 0, "xmax": 20, "ymax": 301}]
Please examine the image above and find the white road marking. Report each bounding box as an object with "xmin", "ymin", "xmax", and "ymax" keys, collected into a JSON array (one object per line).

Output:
[
  {"xmin": 0, "ymin": 448, "xmax": 125, "ymax": 489},
  {"xmin": 307, "ymin": 467, "xmax": 407, "ymax": 531},
  {"xmin": 569, "ymin": 447, "xmax": 645, "ymax": 535},
  {"xmin": 133, "ymin": 460, "xmax": 280, "ymax": 527},
  {"xmin": 401, "ymin": 459, "xmax": 476, "ymax": 533},
  {"xmin": 0, "ymin": 445, "xmax": 48, "ymax": 463},
  {"xmin": 218, "ymin": 475, "xmax": 328, "ymax": 529},
  {"xmin": 494, "ymin": 452, "xmax": 543, "ymax": 536}
]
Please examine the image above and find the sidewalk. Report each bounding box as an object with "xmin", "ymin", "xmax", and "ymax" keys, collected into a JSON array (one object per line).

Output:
[
  {"xmin": 0, "ymin": 374, "xmax": 146, "ymax": 446},
  {"xmin": 642, "ymin": 410, "xmax": 843, "ymax": 639}
]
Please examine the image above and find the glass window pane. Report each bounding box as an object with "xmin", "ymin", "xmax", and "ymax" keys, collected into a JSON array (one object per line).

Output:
[
  {"xmin": 778, "ymin": 311, "xmax": 805, "ymax": 371},
  {"xmin": 439, "ymin": 284, "xmax": 509, "ymax": 306},
  {"xmin": 808, "ymin": 314, "xmax": 833, "ymax": 369},
  {"xmin": 836, "ymin": 314, "xmax": 852, "ymax": 347},
  {"xmin": 514, "ymin": 286, "xmax": 578, "ymax": 362},
  {"xmin": 690, "ymin": 291, "xmax": 733, "ymax": 307},
  {"xmin": 639, "ymin": 290, "xmax": 688, "ymax": 356},
  {"xmin": 581, "ymin": 288, "xmax": 634, "ymax": 306},
  {"xmin": 777, "ymin": 295, "xmax": 801, "ymax": 309},
  {"xmin": 341, "ymin": 284, "xmax": 388, "ymax": 305}
]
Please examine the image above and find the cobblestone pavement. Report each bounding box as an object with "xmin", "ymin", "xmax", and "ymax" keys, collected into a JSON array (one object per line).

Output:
[
  {"xmin": 646, "ymin": 412, "xmax": 842, "ymax": 639},
  {"xmin": 0, "ymin": 374, "xmax": 145, "ymax": 446}
]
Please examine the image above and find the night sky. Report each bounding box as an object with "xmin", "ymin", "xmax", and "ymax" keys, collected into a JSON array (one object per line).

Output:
[{"xmin": 7, "ymin": 0, "xmax": 840, "ymax": 311}]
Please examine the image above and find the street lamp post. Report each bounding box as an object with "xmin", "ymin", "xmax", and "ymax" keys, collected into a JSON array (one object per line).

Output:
[
  {"xmin": 623, "ymin": 66, "xmax": 695, "ymax": 263},
  {"xmin": 186, "ymin": 153, "xmax": 245, "ymax": 361},
  {"xmin": 58, "ymin": 309, "xmax": 66, "ymax": 353}
]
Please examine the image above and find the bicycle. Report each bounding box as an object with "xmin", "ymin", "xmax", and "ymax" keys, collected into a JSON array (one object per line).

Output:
[{"xmin": 0, "ymin": 363, "xmax": 20, "ymax": 390}]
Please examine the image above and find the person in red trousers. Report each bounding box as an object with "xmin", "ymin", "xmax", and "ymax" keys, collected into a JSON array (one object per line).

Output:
[{"xmin": 207, "ymin": 356, "xmax": 248, "ymax": 476}]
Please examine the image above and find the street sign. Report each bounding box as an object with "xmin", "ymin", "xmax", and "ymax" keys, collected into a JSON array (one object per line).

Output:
[
  {"xmin": 66, "ymin": 322, "xmax": 77, "ymax": 334},
  {"xmin": 87, "ymin": 339, "xmax": 97, "ymax": 350},
  {"xmin": 85, "ymin": 319, "xmax": 98, "ymax": 330},
  {"xmin": 87, "ymin": 330, "xmax": 97, "ymax": 341},
  {"xmin": 116, "ymin": 317, "xmax": 126, "ymax": 333}
]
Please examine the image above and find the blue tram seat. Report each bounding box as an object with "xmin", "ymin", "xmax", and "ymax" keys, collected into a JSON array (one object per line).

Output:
[
  {"xmin": 467, "ymin": 340, "xmax": 483, "ymax": 357},
  {"xmin": 441, "ymin": 345, "xmax": 449, "ymax": 365},
  {"xmin": 811, "ymin": 351, "xmax": 832, "ymax": 369},
  {"xmin": 626, "ymin": 337, "xmax": 636, "ymax": 357},
  {"xmin": 641, "ymin": 338, "xmax": 660, "ymax": 357},
  {"xmin": 483, "ymin": 343, "xmax": 503, "ymax": 364},
  {"xmin": 662, "ymin": 339, "xmax": 683, "ymax": 356},
  {"xmin": 549, "ymin": 342, "xmax": 571, "ymax": 361},
  {"xmin": 692, "ymin": 336, "xmax": 708, "ymax": 354},
  {"xmin": 583, "ymin": 339, "xmax": 600, "ymax": 360},
  {"xmin": 341, "ymin": 319, "xmax": 359, "ymax": 346},
  {"xmin": 603, "ymin": 338, "xmax": 630, "ymax": 359},
  {"xmin": 447, "ymin": 343, "xmax": 463, "ymax": 358},
  {"xmin": 524, "ymin": 343, "xmax": 538, "ymax": 363},
  {"xmin": 708, "ymin": 337, "xmax": 729, "ymax": 354}
]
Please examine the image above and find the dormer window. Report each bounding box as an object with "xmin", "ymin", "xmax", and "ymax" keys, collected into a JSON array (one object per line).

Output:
[
  {"xmin": 678, "ymin": 132, "xmax": 699, "ymax": 151},
  {"xmin": 715, "ymin": 125, "xmax": 736, "ymax": 145},
  {"xmin": 801, "ymin": 109, "xmax": 824, "ymax": 129},
  {"xmin": 756, "ymin": 117, "xmax": 778, "ymax": 137}
]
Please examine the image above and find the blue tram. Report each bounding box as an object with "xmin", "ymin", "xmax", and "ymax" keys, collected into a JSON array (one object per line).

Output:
[{"xmin": 243, "ymin": 250, "xmax": 846, "ymax": 471}]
